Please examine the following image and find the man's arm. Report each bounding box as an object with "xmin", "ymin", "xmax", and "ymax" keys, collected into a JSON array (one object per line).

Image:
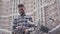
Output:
[
  {"xmin": 29, "ymin": 16, "xmax": 37, "ymax": 27},
  {"xmin": 29, "ymin": 16, "xmax": 34, "ymax": 24},
  {"xmin": 12, "ymin": 19, "xmax": 17, "ymax": 30},
  {"xmin": 25, "ymin": 16, "xmax": 37, "ymax": 32},
  {"xmin": 26, "ymin": 16, "xmax": 36, "ymax": 31}
]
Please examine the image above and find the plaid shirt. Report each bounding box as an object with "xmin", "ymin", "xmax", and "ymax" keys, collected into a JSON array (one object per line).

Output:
[{"xmin": 12, "ymin": 15, "xmax": 33, "ymax": 30}]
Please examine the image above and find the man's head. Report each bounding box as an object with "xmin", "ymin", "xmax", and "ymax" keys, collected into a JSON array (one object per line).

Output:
[{"xmin": 18, "ymin": 4, "xmax": 25, "ymax": 15}]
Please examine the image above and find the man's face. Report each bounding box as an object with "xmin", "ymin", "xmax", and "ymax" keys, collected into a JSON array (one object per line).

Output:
[{"xmin": 18, "ymin": 7, "xmax": 25, "ymax": 14}]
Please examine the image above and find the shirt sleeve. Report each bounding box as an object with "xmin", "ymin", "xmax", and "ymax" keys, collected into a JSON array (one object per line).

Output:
[
  {"xmin": 12, "ymin": 19, "xmax": 17, "ymax": 30},
  {"xmin": 28, "ymin": 16, "xmax": 36, "ymax": 31},
  {"xmin": 29, "ymin": 16, "xmax": 33, "ymax": 22}
]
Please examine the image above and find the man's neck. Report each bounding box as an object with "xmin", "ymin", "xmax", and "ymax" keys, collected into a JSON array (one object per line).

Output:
[{"xmin": 21, "ymin": 13, "xmax": 26, "ymax": 16}]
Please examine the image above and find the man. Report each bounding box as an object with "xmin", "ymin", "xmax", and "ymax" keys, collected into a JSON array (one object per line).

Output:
[{"xmin": 12, "ymin": 4, "xmax": 34, "ymax": 34}]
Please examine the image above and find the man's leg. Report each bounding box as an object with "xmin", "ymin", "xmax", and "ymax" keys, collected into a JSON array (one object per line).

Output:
[
  {"xmin": 27, "ymin": 32, "xmax": 30, "ymax": 34},
  {"xmin": 12, "ymin": 32, "xmax": 16, "ymax": 34},
  {"xmin": 25, "ymin": 29, "xmax": 31, "ymax": 34}
]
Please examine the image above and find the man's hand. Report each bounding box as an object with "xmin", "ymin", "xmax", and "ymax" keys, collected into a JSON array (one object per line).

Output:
[
  {"xmin": 16, "ymin": 26, "xmax": 22, "ymax": 29},
  {"xmin": 25, "ymin": 29, "xmax": 29, "ymax": 34}
]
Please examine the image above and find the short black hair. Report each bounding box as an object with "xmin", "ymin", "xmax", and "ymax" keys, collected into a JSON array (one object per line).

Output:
[{"xmin": 18, "ymin": 4, "xmax": 24, "ymax": 7}]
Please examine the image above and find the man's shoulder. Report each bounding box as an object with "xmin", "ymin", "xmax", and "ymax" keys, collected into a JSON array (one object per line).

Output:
[
  {"xmin": 25, "ymin": 15, "xmax": 32, "ymax": 18},
  {"xmin": 13, "ymin": 15, "xmax": 20, "ymax": 20}
]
